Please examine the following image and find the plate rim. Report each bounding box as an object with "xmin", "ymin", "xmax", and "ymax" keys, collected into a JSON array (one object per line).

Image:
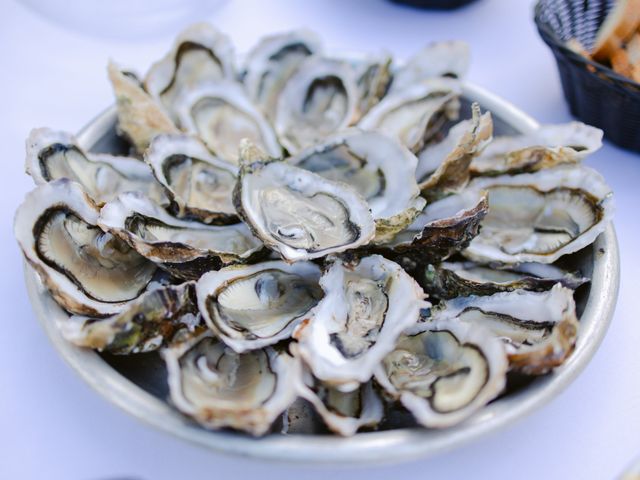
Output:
[{"xmin": 24, "ymin": 82, "xmax": 621, "ymax": 465}]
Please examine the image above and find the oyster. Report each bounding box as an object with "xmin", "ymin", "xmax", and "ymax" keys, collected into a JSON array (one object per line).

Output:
[
  {"xmin": 233, "ymin": 141, "xmax": 376, "ymax": 262},
  {"xmin": 163, "ymin": 331, "xmax": 301, "ymax": 436},
  {"xmin": 242, "ymin": 29, "xmax": 322, "ymax": 120},
  {"xmin": 296, "ymin": 366, "xmax": 384, "ymax": 436},
  {"xmin": 144, "ymin": 23, "xmax": 235, "ymax": 119},
  {"xmin": 145, "ymin": 134, "xmax": 238, "ymax": 224},
  {"xmin": 463, "ymin": 165, "xmax": 614, "ymax": 264},
  {"xmin": 107, "ymin": 62, "xmax": 179, "ymax": 153},
  {"xmin": 25, "ymin": 128, "xmax": 164, "ymax": 205},
  {"xmin": 197, "ymin": 260, "xmax": 323, "ymax": 352},
  {"xmin": 14, "ymin": 179, "xmax": 157, "ymax": 316},
  {"xmin": 421, "ymin": 260, "xmax": 589, "ymax": 300},
  {"xmin": 388, "ymin": 40, "xmax": 470, "ymax": 95},
  {"xmin": 385, "ymin": 189, "xmax": 489, "ymax": 262},
  {"xmin": 173, "ymin": 80, "xmax": 282, "ymax": 164},
  {"xmin": 294, "ymin": 255, "xmax": 429, "ymax": 391},
  {"xmin": 470, "ymin": 122, "xmax": 603, "ymax": 177},
  {"xmin": 58, "ymin": 282, "xmax": 201, "ymax": 354},
  {"xmin": 433, "ymin": 284, "xmax": 579, "ymax": 375},
  {"xmin": 351, "ymin": 54, "xmax": 393, "ymax": 120},
  {"xmin": 99, "ymin": 192, "xmax": 263, "ymax": 280},
  {"xmin": 375, "ymin": 319, "xmax": 507, "ymax": 428},
  {"xmin": 358, "ymin": 77, "xmax": 461, "ymax": 153},
  {"xmin": 274, "ymin": 56, "xmax": 358, "ymax": 154},
  {"xmin": 288, "ymin": 129, "xmax": 426, "ymax": 241},
  {"xmin": 417, "ymin": 105, "xmax": 493, "ymax": 200}
]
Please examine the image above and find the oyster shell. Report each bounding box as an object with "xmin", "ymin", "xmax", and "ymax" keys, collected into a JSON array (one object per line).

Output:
[
  {"xmin": 288, "ymin": 129, "xmax": 426, "ymax": 241},
  {"xmin": 98, "ymin": 192, "xmax": 263, "ymax": 280},
  {"xmin": 58, "ymin": 282, "xmax": 201, "ymax": 354},
  {"xmin": 173, "ymin": 80, "xmax": 282, "ymax": 164},
  {"xmin": 25, "ymin": 128, "xmax": 164, "ymax": 205},
  {"xmin": 417, "ymin": 105, "xmax": 493, "ymax": 201},
  {"xmin": 375, "ymin": 318, "xmax": 507, "ymax": 428},
  {"xmin": 385, "ymin": 189, "xmax": 489, "ymax": 262},
  {"xmin": 14, "ymin": 179, "xmax": 157, "ymax": 316},
  {"xmin": 144, "ymin": 23, "xmax": 235, "ymax": 119},
  {"xmin": 163, "ymin": 331, "xmax": 301, "ymax": 436},
  {"xmin": 274, "ymin": 56, "xmax": 358, "ymax": 154},
  {"xmin": 233, "ymin": 141, "xmax": 376, "ymax": 262},
  {"xmin": 463, "ymin": 165, "xmax": 614, "ymax": 264},
  {"xmin": 470, "ymin": 122, "xmax": 603, "ymax": 177},
  {"xmin": 296, "ymin": 364, "xmax": 384, "ymax": 436},
  {"xmin": 196, "ymin": 260, "xmax": 323, "ymax": 352},
  {"xmin": 433, "ymin": 284, "xmax": 579, "ymax": 375},
  {"xmin": 242, "ymin": 29, "xmax": 322, "ymax": 120},
  {"xmin": 294, "ymin": 255, "xmax": 429, "ymax": 391},
  {"xmin": 107, "ymin": 62, "xmax": 179, "ymax": 153},
  {"xmin": 388, "ymin": 40, "xmax": 470, "ymax": 95},
  {"xmin": 421, "ymin": 260, "xmax": 588, "ymax": 300},
  {"xmin": 358, "ymin": 77, "xmax": 461, "ymax": 153},
  {"xmin": 351, "ymin": 54, "xmax": 393, "ymax": 120},
  {"xmin": 145, "ymin": 134, "xmax": 238, "ymax": 224}
]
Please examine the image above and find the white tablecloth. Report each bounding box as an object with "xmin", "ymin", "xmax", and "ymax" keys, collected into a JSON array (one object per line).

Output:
[{"xmin": 2, "ymin": 0, "xmax": 639, "ymax": 478}]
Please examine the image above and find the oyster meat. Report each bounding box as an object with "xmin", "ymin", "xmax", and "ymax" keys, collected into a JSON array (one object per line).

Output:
[
  {"xmin": 233, "ymin": 141, "xmax": 376, "ymax": 262},
  {"xmin": 164, "ymin": 331, "xmax": 301, "ymax": 436},
  {"xmin": 288, "ymin": 129, "xmax": 426, "ymax": 241},
  {"xmin": 243, "ymin": 29, "xmax": 322, "ymax": 120},
  {"xmin": 173, "ymin": 80, "xmax": 282, "ymax": 164},
  {"xmin": 375, "ymin": 319, "xmax": 508, "ymax": 428},
  {"xmin": 358, "ymin": 77, "xmax": 461, "ymax": 153},
  {"xmin": 15, "ymin": 179, "xmax": 157, "ymax": 316},
  {"xmin": 197, "ymin": 260, "xmax": 323, "ymax": 352},
  {"xmin": 463, "ymin": 165, "xmax": 614, "ymax": 264},
  {"xmin": 294, "ymin": 255, "xmax": 429, "ymax": 391},
  {"xmin": 26, "ymin": 128, "xmax": 164, "ymax": 205},
  {"xmin": 145, "ymin": 134, "xmax": 238, "ymax": 224},
  {"xmin": 99, "ymin": 192, "xmax": 263, "ymax": 280},
  {"xmin": 274, "ymin": 56, "xmax": 358, "ymax": 154}
]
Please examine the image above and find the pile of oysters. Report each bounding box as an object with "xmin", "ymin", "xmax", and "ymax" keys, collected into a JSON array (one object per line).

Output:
[{"xmin": 14, "ymin": 24, "xmax": 614, "ymax": 436}]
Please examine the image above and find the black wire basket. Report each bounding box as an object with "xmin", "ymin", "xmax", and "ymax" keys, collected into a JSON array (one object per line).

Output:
[{"xmin": 535, "ymin": 0, "xmax": 640, "ymax": 152}]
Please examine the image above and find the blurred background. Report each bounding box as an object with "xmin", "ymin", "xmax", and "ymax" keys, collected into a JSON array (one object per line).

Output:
[{"xmin": 2, "ymin": 0, "xmax": 639, "ymax": 479}]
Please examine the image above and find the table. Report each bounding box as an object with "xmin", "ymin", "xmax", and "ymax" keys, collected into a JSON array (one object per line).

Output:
[{"xmin": 2, "ymin": 0, "xmax": 639, "ymax": 478}]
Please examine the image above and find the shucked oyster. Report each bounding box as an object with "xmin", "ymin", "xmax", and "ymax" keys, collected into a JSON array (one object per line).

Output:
[
  {"xmin": 274, "ymin": 56, "xmax": 358, "ymax": 154},
  {"xmin": 350, "ymin": 54, "xmax": 393, "ymax": 120},
  {"xmin": 463, "ymin": 165, "xmax": 614, "ymax": 264},
  {"xmin": 294, "ymin": 255, "xmax": 429, "ymax": 391},
  {"xmin": 145, "ymin": 134, "xmax": 238, "ymax": 224},
  {"xmin": 388, "ymin": 40, "xmax": 470, "ymax": 95},
  {"xmin": 144, "ymin": 23, "xmax": 235, "ymax": 120},
  {"xmin": 172, "ymin": 80, "xmax": 282, "ymax": 164},
  {"xmin": 470, "ymin": 122, "xmax": 603, "ymax": 177},
  {"xmin": 418, "ymin": 105, "xmax": 493, "ymax": 201},
  {"xmin": 433, "ymin": 284, "xmax": 579, "ymax": 375},
  {"xmin": 25, "ymin": 128, "xmax": 164, "ymax": 205},
  {"xmin": 196, "ymin": 260, "xmax": 323, "ymax": 352},
  {"xmin": 99, "ymin": 192, "xmax": 263, "ymax": 280},
  {"xmin": 233, "ymin": 141, "xmax": 376, "ymax": 262},
  {"xmin": 295, "ymin": 361, "xmax": 384, "ymax": 436},
  {"xmin": 375, "ymin": 319, "xmax": 508, "ymax": 428},
  {"xmin": 59, "ymin": 282, "xmax": 201, "ymax": 354},
  {"xmin": 242, "ymin": 29, "xmax": 322, "ymax": 120},
  {"xmin": 163, "ymin": 330, "xmax": 301, "ymax": 436},
  {"xmin": 14, "ymin": 179, "xmax": 157, "ymax": 316},
  {"xmin": 421, "ymin": 260, "xmax": 588, "ymax": 300},
  {"xmin": 107, "ymin": 62, "xmax": 179, "ymax": 153},
  {"xmin": 358, "ymin": 77, "xmax": 461, "ymax": 153},
  {"xmin": 288, "ymin": 129, "xmax": 426, "ymax": 241}
]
